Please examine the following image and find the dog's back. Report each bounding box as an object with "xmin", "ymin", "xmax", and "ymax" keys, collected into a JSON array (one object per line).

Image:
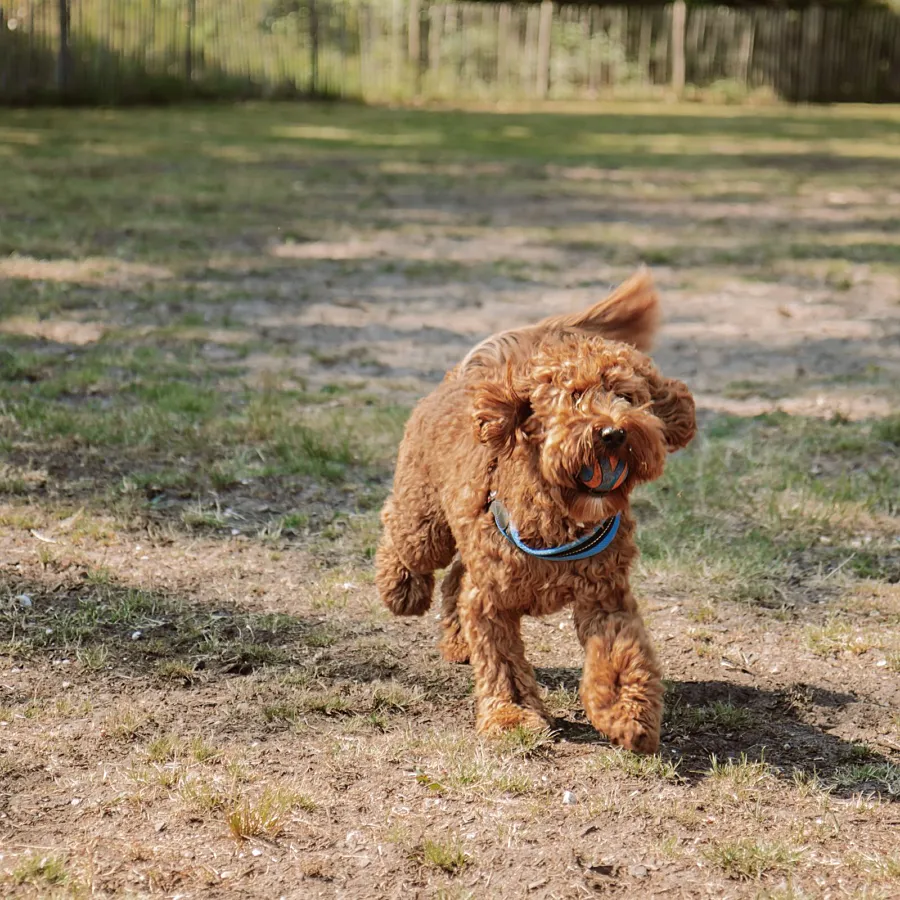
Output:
[{"xmin": 458, "ymin": 268, "xmax": 659, "ymax": 376}]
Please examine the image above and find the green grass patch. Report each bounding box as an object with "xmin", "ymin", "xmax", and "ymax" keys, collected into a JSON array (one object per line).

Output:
[
  {"xmin": 704, "ymin": 838, "xmax": 803, "ymax": 880},
  {"xmin": 638, "ymin": 412, "xmax": 900, "ymax": 606},
  {"xmin": 831, "ymin": 762, "xmax": 900, "ymax": 796},
  {"xmin": 414, "ymin": 837, "xmax": 470, "ymax": 875},
  {"xmin": 592, "ymin": 748, "xmax": 682, "ymax": 781},
  {"xmin": 0, "ymin": 581, "xmax": 310, "ymax": 675},
  {"xmin": 8, "ymin": 854, "xmax": 71, "ymax": 889}
]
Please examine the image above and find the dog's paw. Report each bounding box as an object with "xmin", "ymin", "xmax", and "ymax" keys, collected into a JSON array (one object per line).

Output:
[
  {"xmin": 438, "ymin": 629, "xmax": 470, "ymax": 664},
  {"xmin": 476, "ymin": 703, "xmax": 550, "ymax": 736},
  {"xmin": 604, "ymin": 718, "xmax": 660, "ymax": 755},
  {"xmin": 376, "ymin": 565, "xmax": 434, "ymax": 616}
]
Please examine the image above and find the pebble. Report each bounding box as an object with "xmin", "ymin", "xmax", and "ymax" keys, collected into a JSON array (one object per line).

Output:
[
  {"xmin": 563, "ymin": 790, "xmax": 576, "ymax": 805},
  {"xmin": 628, "ymin": 864, "xmax": 649, "ymax": 878},
  {"xmin": 345, "ymin": 830, "xmax": 365, "ymax": 847},
  {"xmin": 16, "ymin": 594, "xmax": 32, "ymax": 608}
]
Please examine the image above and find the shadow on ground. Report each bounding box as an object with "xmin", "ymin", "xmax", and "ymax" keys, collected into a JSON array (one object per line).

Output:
[{"xmin": 538, "ymin": 667, "xmax": 899, "ymax": 798}]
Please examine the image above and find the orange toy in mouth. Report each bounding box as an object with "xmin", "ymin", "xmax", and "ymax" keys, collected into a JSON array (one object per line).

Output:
[{"xmin": 578, "ymin": 456, "xmax": 628, "ymax": 494}]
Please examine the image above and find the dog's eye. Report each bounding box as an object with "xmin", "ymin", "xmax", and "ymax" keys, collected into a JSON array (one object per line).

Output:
[{"xmin": 617, "ymin": 392, "xmax": 635, "ymax": 405}]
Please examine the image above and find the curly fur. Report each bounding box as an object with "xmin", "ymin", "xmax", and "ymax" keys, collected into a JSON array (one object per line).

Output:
[{"xmin": 375, "ymin": 270, "xmax": 696, "ymax": 753}]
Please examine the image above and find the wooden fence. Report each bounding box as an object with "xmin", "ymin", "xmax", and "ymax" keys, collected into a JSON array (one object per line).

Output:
[{"xmin": 1, "ymin": 1, "xmax": 899, "ymax": 105}]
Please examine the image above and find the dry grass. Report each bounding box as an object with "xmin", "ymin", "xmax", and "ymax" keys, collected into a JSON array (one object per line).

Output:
[{"xmin": 226, "ymin": 785, "xmax": 316, "ymax": 841}]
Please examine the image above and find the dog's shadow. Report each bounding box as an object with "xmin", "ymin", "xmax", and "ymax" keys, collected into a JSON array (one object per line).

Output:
[{"xmin": 536, "ymin": 667, "xmax": 899, "ymax": 798}]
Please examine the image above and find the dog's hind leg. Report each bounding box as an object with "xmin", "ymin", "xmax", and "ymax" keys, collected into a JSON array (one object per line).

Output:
[
  {"xmin": 573, "ymin": 596, "xmax": 663, "ymax": 755},
  {"xmin": 438, "ymin": 556, "xmax": 470, "ymax": 663},
  {"xmin": 460, "ymin": 575, "xmax": 550, "ymax": 734},
  {"xmin": 375, "ymin": 488, "xmax": 455, "ymax": 616}
]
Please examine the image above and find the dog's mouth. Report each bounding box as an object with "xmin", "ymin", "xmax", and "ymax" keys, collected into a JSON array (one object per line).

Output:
[{"xmin": 577, "ymin": 455, "xmax": 628, "ymax": 495}]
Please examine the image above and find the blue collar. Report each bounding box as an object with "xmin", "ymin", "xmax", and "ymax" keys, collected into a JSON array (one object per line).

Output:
[{"xmin": 490, "ymin": 499, "xmax": 621, "ymax": 561}]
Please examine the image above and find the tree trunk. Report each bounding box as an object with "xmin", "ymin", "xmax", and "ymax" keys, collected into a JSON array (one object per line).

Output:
[
  {"xmin": 185, "ymin": 0, "xmax": 196, "ymax": 82},
  {"xmin": 671, "ymin": 0, "xmax": 686, "ymax": 95},
  {"xmin": 309, "ymin": 0, "xmax": 319, "ymax": 95},
  {"xmin": 57, "ymin": 0, "xmax": 71, "ymax": 95},
  {"xmin": 536, "ymin": 0, "xmax": 553, "ymax": 98}
]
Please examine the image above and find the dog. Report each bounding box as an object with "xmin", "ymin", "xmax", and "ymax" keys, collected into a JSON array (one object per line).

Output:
[{"xmin": 375, "ymin": 270, "xmax": 696, "ymax": 753}]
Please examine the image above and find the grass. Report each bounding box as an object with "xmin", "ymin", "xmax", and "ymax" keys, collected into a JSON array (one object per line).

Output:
[
  {"xmin": 704, "ymin": 838, "xmax": 804, "ymax": 880},
  {"xmin": 591, "ymin": 748, "xmax": 682, "ymax": 781},
  {"xmin": 0, "ymin": 101, "xmax": 898, "ymax": 899},
  {"xmin": 804, "ymin": 619, "xmax": 879, "ymax": 658},
  {"xmin": 667, "ymin": 700, "xmax": 756, "ymax": 734},
  {"xmin": 638, "ymin": 413, "xmax": 900, "ymax": 608},
  {"xmin": 415, "ymin": 837, "xmax": 470, "ymax": 875},
  {"xmin": 831, "ymin": 762, "xmax": 900, "ymax": 796},
  {"xmin": 9, "ymin": 854, "xmax": 71, "ymax": 888},
  {"xmin": 0, "ymin": 579, "xmax": 313, "ymax": 674},
  {"xmin": 705, "ymin": 754, "xmax": 777, "ymax": 804},
  {"xmin": 226, "ymin": 785, "xmax": 315, "ymax": 841}
]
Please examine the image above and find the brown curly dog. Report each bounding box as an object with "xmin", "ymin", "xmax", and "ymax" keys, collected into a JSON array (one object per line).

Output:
[{"xmin": 375, "ymin": 270, "xmax": 696, "ymax": 753}]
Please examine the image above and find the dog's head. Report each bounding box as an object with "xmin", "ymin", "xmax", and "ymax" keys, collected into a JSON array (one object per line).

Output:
[{"xmin": 471, "ymin": 333, "xmax": 695, "ymax": 523}]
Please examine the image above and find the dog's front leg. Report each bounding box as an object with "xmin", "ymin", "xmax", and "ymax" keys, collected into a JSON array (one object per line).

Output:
[
  {"xmin": 460, "ymin": 576, "xmax": 550, "ymax": 735},
  {"xmin": 573, "ymin": 596, "xmax": 663, "ymax": 754}
]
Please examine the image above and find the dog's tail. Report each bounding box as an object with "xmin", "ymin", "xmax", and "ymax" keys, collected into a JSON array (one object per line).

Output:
[{"xmin": 459, "ymin": 268, "xmax": 659, "ymax": 374}]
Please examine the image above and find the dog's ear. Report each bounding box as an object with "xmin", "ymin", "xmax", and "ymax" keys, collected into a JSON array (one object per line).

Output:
[
  {"xmin": 648, "ymin": 371, "xmax": 696, "ymax": 452},
  {"xmin": 470, "ymin": 370, "xmax": 532, "ymax": 455}
]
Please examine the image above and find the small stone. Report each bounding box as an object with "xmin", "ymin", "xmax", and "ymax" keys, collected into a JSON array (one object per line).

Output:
[
  {"xmin": 875, "ymin": 659, "xmax": 887, "ymax": 668},
  {"xmin": 563, "ymin": 790, "xmax": 576, "ymax": 805},
  {"xmin": 131, "ymin": 631, "xmax": 142, "ymax": 641},
  {"xmin": 71, "ymin": 798, "xmax": 81, "ymax": 806},
  {"xmin": 251, "ymin": 848, "xmax": 262, "ymax": 857},
  {"xmin": 16, "ymin": 594, "xmax": 32, "ymax": 608},
  {"xmin": 231, "ymin": 528, "xmax": 240, "ymax": 536},
  {"xmin": 628, "ymin": 864, "xmax": 649, "ymax": 878}
]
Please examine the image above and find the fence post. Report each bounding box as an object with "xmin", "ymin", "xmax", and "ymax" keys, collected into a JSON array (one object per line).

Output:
[
  {"xmin": 309, "ymin": 0, "xmax": 319, "ymax": 95},
  {"xmin": 638, "ymin": 7, "xmax": 652, "ymax": 86},
  {"xmin": 536, "ymin": 0, "xmax": 553, "ymax": 97},
  {"xmin": 408, "ymin": 0, "xmax": 422, "ymax": 96},
  {"xmin": 671, "ymin": 0, "xmax": 686, "ymax": 95},
  {"xmin": 737, "ymin": 13, "xmax": 755, "ymax": 89},
  {"xmin": 800, "ymin": 4, "xmax": 822, "ymax": 102},
  {"xmin": 57, "ymin": 0, "xmax": 72, "ymax": 95},
  {"xmin": 185, "ymin": 0, "xmax": 196, "ymax": 83}
]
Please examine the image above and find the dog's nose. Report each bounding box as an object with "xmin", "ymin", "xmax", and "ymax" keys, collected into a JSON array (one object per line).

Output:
[{"xmin": 599, "ymin": 426, "xmax": 626, "ymax": 449}]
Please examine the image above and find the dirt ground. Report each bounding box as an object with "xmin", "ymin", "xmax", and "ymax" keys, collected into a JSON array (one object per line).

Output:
[{"xmin": 0, "ymin": 103, "xmax": 899, "ymax": 899}]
